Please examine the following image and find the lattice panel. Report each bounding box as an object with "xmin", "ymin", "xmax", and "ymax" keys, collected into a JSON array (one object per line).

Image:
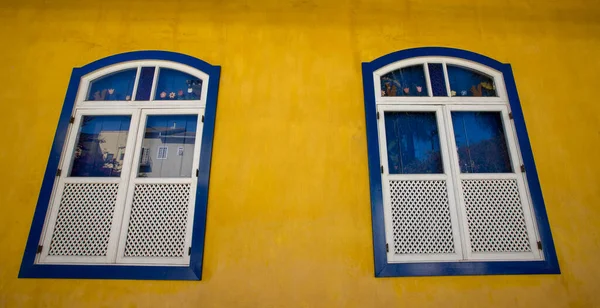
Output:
[
  {"xmin": 48, "ymin": 183, "xmax": 119, "ymax": 256},
  {"xmin": 389, "ymin": 180, "xmax": 455, "ymax": 254},
  {"xmin": 124, "ymin": 183, "xmax": 191, "ymax": 257},
  {"xmin": 462, "ymin": 179, "xmax": 532, "ymax": 253}
]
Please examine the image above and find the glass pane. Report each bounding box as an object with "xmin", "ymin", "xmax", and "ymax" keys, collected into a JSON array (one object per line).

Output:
[
  {"xmin": 87, "ymin": 69, "xmax": 137, "ymax": 101},
  {"xmin": 380, "ymin": 65, "xmax": 428, "ymax": 97},
  {"xmin": 70, "ymin": 115, "xmax": 131, "ymax": 177},
  {"xmin": 447, "ymin": 65, "xmax": 497, "ymax": 97},
  {"xmin": 134, "ymin": 67, "xmax": 155, "ymax": 101},
  {"xmin": 155, "ymin": 68, "xmax": 202, "ymax": 101},
  {"xmin": 451, "ymin": 112, "xmax": 512, "ymax": 173},
  {"xmin": 138, "ymin": 115, "xmax": 198, "ymax": 178},
  {"xmin": 428, "ymin": 63, "xmax": 448, "ymax": 97},
  {"xmin": 384, "ymin": 112, "xmax": 443, "ymax": 174}
]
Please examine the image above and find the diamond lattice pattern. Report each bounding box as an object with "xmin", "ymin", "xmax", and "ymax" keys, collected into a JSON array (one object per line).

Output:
[
  {"xmin": 390, "ymin": 180, "xmax": 455, "ymax": 254},
  {"xmin": 462, "ymin": 179, "xmax": 531, "ymax": 252},
  {"xmin": 124, "ymin": 183, "xmax": 191, "ymax": 257},
  {"xmin": 48, "ymin": 183, "xmax": 119, "ymax": 256}
]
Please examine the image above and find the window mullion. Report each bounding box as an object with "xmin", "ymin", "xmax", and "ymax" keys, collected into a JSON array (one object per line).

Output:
[{"xmin": 440, "ymin": 105, "xmax": 472, "ymax": 260}]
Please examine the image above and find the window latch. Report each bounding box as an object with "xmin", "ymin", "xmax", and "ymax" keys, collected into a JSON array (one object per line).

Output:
[
  {"xmin": 56, "ymin": 169, "xmax": 62, "ymax": 177},
  {"xmin": 386, "ymin": 243, "xmax": 389, "ymax": 252},
  {"xmin": 69, "ymin": 116, "xmax": 75, "ymax": 124},
  {"xmin": 376, "ymin": 112, "xmax": 380, "ymax": 120},
  {"xmin": 520, "ymin": 165, "xmax": 526, "ymax": 172},
  {"xmin": 196, "ymin": 169, "xmax": 199, "ymax": 177},
  {"xmin": 508, "ymin": 112, "xmax": 514, "ymax": 120},
  {"xmin": 188, "ymin": 247, "xmax": 192, "ymax": 256},
  {"xmin": 37, "ymin": 245, "xmax": 43, "ymax": 254},
  {"xmin": 537, "ymin": 241, "xmax": 543, "ymax": 250}
]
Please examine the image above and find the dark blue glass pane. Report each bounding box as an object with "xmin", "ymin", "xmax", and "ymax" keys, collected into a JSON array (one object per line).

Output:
[
  {"xmin": 155, "ymin": 68, "xmax": 202, "ymax": 101},
  {"xmin": 428, "ymin": 63, "xmax": 448, "ymax": 97},
  {"xmin": 87, "ymin": 69, "xmax": 137, "ymax": 101},
  {"xmin": 71, "ymin": 116, "xmax": 131, "ymax": 177},
  {"xmin": 138, "ymin": 115, "xmax": 198, "ymax": 178},
  {"xmin": 381, "ymin": 65, "xmax": 428, "ymax": 97},
  {"xmin": 384, "ymin": 112, "xmax": 443, "ymax": 174},
  {"xmin": 447, "ymin": 65, "xmax": 497, "ymax": 97},
  {"xmin": 135, "ymin": 67, "xmax": 155, "ymax": 101},
  {"xmin": 451, "ymin": 112, "xmax": 512, "ymax": 173}
]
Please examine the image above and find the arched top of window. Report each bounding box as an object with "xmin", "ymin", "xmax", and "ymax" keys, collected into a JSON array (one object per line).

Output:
[
  {"xmin": 75, "ymin": 55, "xmax": 215, "ymax": 107},
  {"xmin": 371, "ymin": 53, "xmax": 506, "ymax": 102}
]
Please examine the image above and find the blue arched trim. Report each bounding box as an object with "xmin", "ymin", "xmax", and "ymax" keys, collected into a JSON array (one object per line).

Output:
[
  {"xmin": 363, "ymin": 47, "xmax": 560, "ymax": 277},
  {"xmin": 19, "ymin": 51, "xmax": 221, "ymax": 280}
]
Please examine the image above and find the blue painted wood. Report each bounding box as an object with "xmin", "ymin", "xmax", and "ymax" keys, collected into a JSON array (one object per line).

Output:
[
  {"xmin": 362, "ymin": 47, "xmax": 560, "ymax": 277},
  {"xmin": 19, "ymin": 51, "xmax": 220, "ymax": 281}
]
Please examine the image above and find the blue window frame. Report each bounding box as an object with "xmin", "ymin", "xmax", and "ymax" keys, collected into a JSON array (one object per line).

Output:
[
  {"xmin": 19, "ymin": 51, "xmax": 221, "ymax": 280},
  {"xmin": 362, "ymin": 47, "xmax": 559, "ymax": 277}
]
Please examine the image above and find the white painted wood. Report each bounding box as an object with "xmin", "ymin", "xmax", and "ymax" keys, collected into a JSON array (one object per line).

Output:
[
  {"xmin": 115, "ymin": 108, "xmax": 203, "ymax": 266},
  {"xmin": 38, "ymin": 60, "xmax": 208, "ymax": 267},
  {"xmin": 374, "ymin": 56, "xmax": 506, "ymax": 104},
  {"xmin": 38, "ymin": 109, "xmax": 140, "ymax": 265},
  {"xmin": 444, "ymin": 104, "xmax": 541, "ymax": 261},
  {"xmin": 376, "ymin": 105, "xmax": 464, "ymax": 263}
]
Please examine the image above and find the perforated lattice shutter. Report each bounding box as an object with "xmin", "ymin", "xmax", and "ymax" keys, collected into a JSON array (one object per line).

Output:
[
  {"xmin": 462, "ymin": 179, "xmax": 531, "ymax": 253},
  {"xmin": 389, "ymin": 180, "xmax": 455, "ymax": 254},
  {"xmin": 48, "ymin": 183, "xmax": 119, "ymax": 256},
  {"xmin": 124, "ymin": 183, "xmax": 191, "ymax": 257}
]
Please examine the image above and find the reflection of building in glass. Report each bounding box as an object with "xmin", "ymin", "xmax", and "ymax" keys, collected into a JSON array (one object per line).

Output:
[
  {"xmin": 138, "ymin": 125, "xmax": 195, "ymax": 178},
  {"xmin": 72, "ymin": 131, "xmax": 128, "ymax": 177}
]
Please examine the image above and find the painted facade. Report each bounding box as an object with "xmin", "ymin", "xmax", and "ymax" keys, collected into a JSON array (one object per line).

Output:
[{"xmin": 1, "ymin": 0, "xmax": 600, "ymax": 306}]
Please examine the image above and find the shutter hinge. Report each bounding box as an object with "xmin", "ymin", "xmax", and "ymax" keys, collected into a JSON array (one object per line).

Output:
[
  {"xmin": 201, "ymin": 115, "xmax": 204, "ymax": 123},
  {"xmin": 386, "ymin": 243, "xmax": 389, "ymax": 252},
  {"xmin": 380, "ymin": 165, "xmax": 384, "ymax": 174},
  {"xmin": 37, "ymin": 245, "xmax": 43, "ymax": 254},
  {"xmin": 377, "ymin": 112, "xmax": 380, "ymax": 120},
  {"xmin": 188, "ymin": 247, "xmax": 192, "ymax": 256},
  {"xmin": 69, "ymin": 116, "xmax": 75, "ymax": 124},
  {"xmin": 520, "ymin": 164, "xmax": 526, "ymax": 172},
  {"xmin": 56, "ymin": 169, "xmax": 62, "ymax": 177},
  {"xmin": 508, "ymin": 112, "xmax": 514, "ymax": 120},
  {"xmin": 537, "ymin": 241, "xmax": 543, "ymax": 250},
  {"xmin": 196, "ymin": 169, "xmax": 199, "ymax": 177}
]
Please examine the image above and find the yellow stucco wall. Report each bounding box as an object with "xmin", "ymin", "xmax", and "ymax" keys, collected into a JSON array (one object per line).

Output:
[{"xmin": 1, "ymin": 0, "xmax": 599, "ymax": 306}]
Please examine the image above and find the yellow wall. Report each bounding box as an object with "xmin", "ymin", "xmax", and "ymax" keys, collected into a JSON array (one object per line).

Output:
[{"xmin": 1, "ymin": 0, "xmax": 600, "ymax": 306}]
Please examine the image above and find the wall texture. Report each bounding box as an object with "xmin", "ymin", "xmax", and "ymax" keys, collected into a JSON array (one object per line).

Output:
[{"xmin": 1, "ymin": 0, "xmax": 599, "ymax": 306}]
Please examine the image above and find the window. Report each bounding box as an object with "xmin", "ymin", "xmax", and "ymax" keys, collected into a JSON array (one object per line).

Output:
[
  {"xmin": 20, "ymin": 51, "xmax": 221, "ymax": 280},
  {"xmin": 362, "ymin": 47, "xmax": 559, "ymax": 276}
]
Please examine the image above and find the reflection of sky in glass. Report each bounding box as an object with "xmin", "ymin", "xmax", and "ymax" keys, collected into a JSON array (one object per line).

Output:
[
  {"xmin": 451, "ymin": 112, "xmax": 512, "ymax": 173},
  {"xmin": 384, "ymin": 112, "xmax": 443, "ymax": 174},
  {"xmin": 138, "ymin": 115, "xmax": 198, "ymax": 178},
  {"xmin": 87, "ymin": 69, "xmax": 137, "ymax": 101},
  {"xmin": 71, "ymin": 115, "xmax": 131, "ymax": 177},
  {"xmin": 155, "ymin": 68, "xmax": 202, "ymax": 100},
  {"xmin": 380, "ymin": 65, "xmax": 428, "ymax": 97}
]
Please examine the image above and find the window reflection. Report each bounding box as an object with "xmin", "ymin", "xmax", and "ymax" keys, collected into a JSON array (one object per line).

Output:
[
  {"xmin": 384, "ymin": 112, "xmax": 443, "ymax": 174},
  {"xmin": 451, "ymin": 112, "xmax": 512, "ymax": 173},
  {"xmin": 138, "ymin": 115, "xmax": 198, "ymax": 178},
  {"xmin": 380, "ymin": 65, "xmax": 428, "ymax": 97},
  {"xmin": 87, "ymin": 69, "xmax": 137, "ymax": 101},
  {"xmin": 155, "ymin": 68, "xmax": 202, "ymax": 101},
  {"xmin": 70, "ymin": 115, "xmax": 131, "ymax": 177},
  {"xmin": 447, "ymin": 65, "xmax": 497, "ymax": 97}
]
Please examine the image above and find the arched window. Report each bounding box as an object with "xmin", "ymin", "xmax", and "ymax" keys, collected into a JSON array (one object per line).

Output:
[
  {"xmin": 362, "ymin": 48, "xmax": 559, "ymax": 277},
  {"xmin": 20, "ymin": 51, "xmax": 220, "ymax": 280}
]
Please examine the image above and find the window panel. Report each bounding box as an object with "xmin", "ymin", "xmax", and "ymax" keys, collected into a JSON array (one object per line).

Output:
[
  {"xmin": 447, "ymin": 65, "xmax": 497, "ymax": 97},
  {"xmin": 381, "ymin": 65, "xmax": 428, "ymax": 97},
  {"xmin": 137, "ymin": 115, "xmax": 198, "ymax": 178},
  {"xmin": 88, "ymin": 69, "xmax": 137, "ymax": 101},
  {"xmin": 70, "ymin": 115, "xmax": 131, "ymax": 177},
  {"xmin": 427, "ymin": 63, "xmax": 448, "ymax": 97},
  {"xmin": 155, "ymin": 68, "xmax": 202, "ymax": 100},
  {"xmin": 134, "ymin": 67, "xmax": 156, "ymax": 101},
  {"xmin": 384, "ymin": 112, "xmax": 443, "ymax": 174},
  {"xmin": 451, "ymin": 111, "xmax": 512, "ymax": 173}
]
